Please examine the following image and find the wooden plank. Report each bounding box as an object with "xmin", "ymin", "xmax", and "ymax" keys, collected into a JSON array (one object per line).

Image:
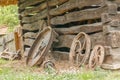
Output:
[
  {"xmin": 101, "ymin": 13, "xmax": 111, "ymax": 24},
  {"xmin": 51, "ymin": 6, "xmax": 108, "ymax": 25},
  {"xmin": 24, "ymin": 38, "xmax": 35, "ymax": 47},
  {"xmin": 22, "ymin": 0, "xmax": 103, "ymax": 23},
  {"xmin": 50, "ymin": 51, "xmax": 69, "ymax": 60},
  {"xmin": 53, "ymin": 35, "xmax": 75, "ymax": 48},
  {"xmin": 0, "ymin": 46, "xmax": 3, "ymax": 52},
  {"xmin": 54, "ymin": 23, "xmax": 102, "ymax": 35},
  {"xmin": 107, "ymin": 3, "xmax": 118, "ymax": 15},
  {"xmin": 4, "ymin": 33, "xmax": 14, "ymax": 43},
  {"xmin": 90, "ymin": 32, "xmax": 105, "ymax": 48},
  {"xmin": 53, "ymin": 32, "xmax": 104, "ymax": 49},
  {"xmin": 104, "ymin": 47, "xmax": 120, "ymax": 64},
  {"xmin": 23, "ymin": 32, "xmax": 38, "ymax": 39},
  {"xmin": 103, "ymin": 20, "xmax": 120, "ymax": 35},
  {"xmin": 19, "ymin": 0, "xmax": 45, "ymax": 10},
  {"xmin": 22, "ymin": 20, "xmax": 46, "ymax": 31},
  {"xmin": 0, "ymin": 36, "xmax": 4, "ymax": 46},
  {"xmin": 102, "ymin": 13, "xmax": 120, "ymax": 24},
  {"xmin": 21, "ymin": 0, "xmax": 69, "ymax": 17},
  {"xmin": 105, "ymin": 31, "xmax": 120, "ymax": 48},
  {"xmin": 6, "ymin": 40, "xmax": 16, "ymax": 53},
  {"xmin": 50, "ymin": 0, "xmax": 103, "ymax": 16}
]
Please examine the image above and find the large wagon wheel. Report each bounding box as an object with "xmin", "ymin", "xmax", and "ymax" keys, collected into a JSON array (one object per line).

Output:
[
  {"xmin": 26, "ymin": 27, "xmax": 55, "ymax": 67},
  {"xmin": 88, "ymin": 45, "xmax": 105, "ymax": 69},
  {"xmin": 69, "ymin": 32, "xmax": 91, "ymax": 67}
]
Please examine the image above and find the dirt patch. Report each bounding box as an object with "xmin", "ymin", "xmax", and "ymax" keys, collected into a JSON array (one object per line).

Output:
[{"xmin": 0, "ymin": 25, "xmax": 8, "ymax": 35}]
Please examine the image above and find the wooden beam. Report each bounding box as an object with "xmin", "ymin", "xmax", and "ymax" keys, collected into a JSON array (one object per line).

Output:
[
  {"xmin": 54, "ymin": 23, "xmax": 102, "ymax": 35},
  {"xmin": 23, "ymin": 32, "xmax": 38, "ymax": 39},
  {"xmin": 21, "ymin": 0, "xmax": 103, "ymax": 23},
  {"xmin": 51, "ymin": 6, "xmax": 108, "ymax": 25},
  {"xmin": 19, "ymin": 0, "xmax": 45, "ymax": 10},
  {"xmin": 50, "ymin": 51, "xmax": 69, "ymax": 60},
  {"xmin": 53, "ymin": 35, "xmax": 75, "ymax": 48},
  {"xmin": 22, "ymin": 20, "xmax": 46, "ymax": 31},
  {"xmin": 21, "ymin": 0, "xmax": 69, "ymax": 17},
  {"xmin": 105, "ymin": 31, "xmax": 120, "ymax": 48},
  {"xmin": 24, "ymin": 38, "xmax": 35, "ymax": 47},
  {"xmin": 53, "ymin": 32, "xmax": 104, "ymax": 49}
]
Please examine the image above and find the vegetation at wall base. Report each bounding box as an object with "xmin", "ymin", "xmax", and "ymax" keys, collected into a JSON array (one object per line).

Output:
[{"xmin": 0, "ymin": 5, "xmax": 19, "ymax": 32}]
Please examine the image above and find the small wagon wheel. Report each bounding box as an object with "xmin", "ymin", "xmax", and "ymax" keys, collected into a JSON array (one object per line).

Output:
[
  {"xmin": 69, "ymin": 32, "xmax": 91, "ymax": 67},
  {"xmin": 88, "ymin": 45, "xmax": 105, "ymax": 69}
]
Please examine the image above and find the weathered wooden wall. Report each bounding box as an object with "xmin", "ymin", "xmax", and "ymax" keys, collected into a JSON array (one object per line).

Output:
[
  {"xmin": 0, "ymin": 33, "xmax": 16, "ymax": 53},
  {"xmin": 18, "ymin": 0, "xmax": 120, "ymax": 55}
]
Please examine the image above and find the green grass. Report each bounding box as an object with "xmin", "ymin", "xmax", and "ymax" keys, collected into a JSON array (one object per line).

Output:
[
  {"xmin": 0, "ymin": 59, "xmax": 119, "ymax": 80},
  {"xmin": 0, "ymin": 5, "xmax": 19, "ymax": 32},
  {"xmin": 0, "ymin": 69, "xmax": 117, "ymax": 80}
]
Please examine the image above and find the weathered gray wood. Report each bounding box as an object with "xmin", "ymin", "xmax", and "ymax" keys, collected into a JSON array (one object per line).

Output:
[
  {"xmin": 101, "ymin": 13, "xmax": 111, "ymax": 24},
  {"xmin": 50, "ymin": 51, "xmax": 69, "ymax": 60},
  {"xmin": 53, "ymin": 35, "xmax": 75, "ymax": 48},
  {"xmin": 102, "ymin": 13, "xmax": 120, "ymax": 24},
  {"xmin": 21, "ymin": 0, "xmax": 69, "ymax": 17},
  {"xmin": 102, "ymin": 63, "xmax": 120, "ymax": 70},
  {"xmin": 0, "ymin": 46, "xmax": 3, "ymax": 52},
  {"xmin": 110, "ymin": 20, "xmax": 120, "ymax": 27},
  {"xmin": 0, "ymin": 37, "xmax": 4, "ymax": 46},
  {"xmin": 23, "ymin": 32, "xmax": 38, "ymax": 39},
  {"xmin": 107, "ymin": 3, "xmax": 118, "ymax": 15},
  {"xmin": 53, "ymin": 32, "xmax": 104, "ymax": 49},
  {"xmin": 107, "ymin": 13, "xmax": 120, "ymax": 21},
  {"xmin": 19, "ymin": 0, "xmax": 45, "ymax": 10},
  {"xmin": 24, "ymin": 38, "xmax": 35, "ymax": 47},
  {"xmin": 4, "ymin": 33, "xmax": 14, "ymax": 43},
  {"xmin": 54, "ymin": 23, "xmax": 102, "ymax": 35},
  {"xmin": 51, "ymin": 6, "xmax": 108, "ymax": 25},
  {"xmin": 0, "ymin": 33, "xmax": 15, "ymax": 52},
  {"xmin": 50, "ymin": 0, "xmax": 103, "ymax": 16},
  {"xmin": 105, "ymin": 31, "xmax": 120, "ymax": 48},
  {"xmin": 90, "ymin": 32, "xmax": 105, "ymax": 48},
  {"xmin": 22, "ymin": 20, "xmax": 46, "ymax": 31},
  {"xmin": 6, "ymin": 41, "xmax": 16, "ymax": 53},
  {"xmin": 103, "ymin": 46, "xmax": 120, "ymax": 66},
  {"xmin": 21, "ymin": 0, "xmax": 104, "ymax": 23},
  {"xmin": 103, "ymin": 20, "xmax": 120, "ymax": 35}
]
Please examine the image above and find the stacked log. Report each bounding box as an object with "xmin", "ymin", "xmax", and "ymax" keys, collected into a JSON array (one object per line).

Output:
[
  {"xmin": 18, "ymin": 0, "xmax": 120, "ymax": 61},
  {"xmin": 101, "ymin": 2, "xmax": 120, "ymax": 69}
]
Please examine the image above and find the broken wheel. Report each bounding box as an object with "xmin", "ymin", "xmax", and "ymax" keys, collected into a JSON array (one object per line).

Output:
[
  {"xmin": 69, "ymin": 32, "xmax": 91, "ymax": 67},
  {"xmin": 26, "ymin": 27, "xmax": 55, "ymax": 67},
  {"xmin": 88, "ymin": 45, "xmax": 105, "ymax": 69},
  {"xmin": 43, "ymin": 60, "xmax": 56, "ymax": 70}
]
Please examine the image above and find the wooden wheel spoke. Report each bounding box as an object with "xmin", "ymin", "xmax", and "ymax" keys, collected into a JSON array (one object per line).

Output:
[
  {"xmin": 69, "ymin": 32, "xmax": 91, "ymax": 67},
  {"xmin": 88, "ymin": 45, "xmax": 104, "ymax": 69}
]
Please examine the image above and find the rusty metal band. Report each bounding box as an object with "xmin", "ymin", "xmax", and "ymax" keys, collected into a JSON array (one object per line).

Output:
[
  {"xmin": 69, "ymin": 32, "xmax": 91, "ymax": 67},
  {"xmin": 26, "ymin": 27, "xmax": 54, "ymax": 67},
  {"xmin": 88, "ymin": 45, "xmax": 105, "ymax": 69}
]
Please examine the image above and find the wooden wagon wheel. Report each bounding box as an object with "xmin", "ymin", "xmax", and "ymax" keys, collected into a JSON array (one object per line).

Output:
[
  {"xmin": 26, "ymin": 27, "xmax": 55, "ymax": 67},
  {"xmin": 69, "ymin": 32, "xmax": 91, "ymax": 67},
  {"xmin": 88, "ymin": 45, "xmax": 105, "ymax": 69}
]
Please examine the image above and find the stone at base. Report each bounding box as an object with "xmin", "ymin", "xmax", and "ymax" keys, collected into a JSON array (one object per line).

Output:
[{"xmin": 102, "ymin": 63, "xmax": 120, "ymax": 70}]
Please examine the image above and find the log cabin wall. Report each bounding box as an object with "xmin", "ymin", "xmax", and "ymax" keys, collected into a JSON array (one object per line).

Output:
[{"xmin": 18, "ymin": 0, "xmax": 120, "ymax": 55}]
